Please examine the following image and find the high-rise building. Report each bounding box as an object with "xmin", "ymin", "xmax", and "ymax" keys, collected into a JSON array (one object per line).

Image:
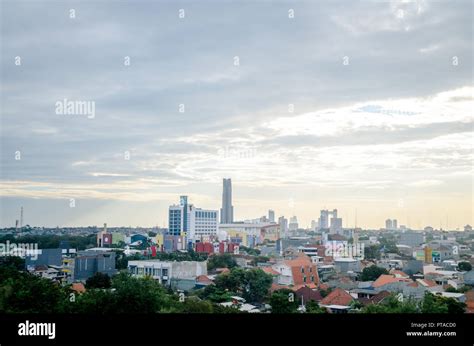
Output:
[
  {"xmin": 268, "ymin": 210, "xmax": 275, "ymax": 223},
  {"xmin": 220, "ymin": 178, "xmax": 234, "ymax": 224},
  {"xmin": 168, "ymin": 196, "xmax": 218, "ymax": 241},
  {"xmin": 319, "ymin": 210, "xmax": 329, "ymax": 229},
  {"xmin": 330, "ymin": 218, "xmax": 343, "ymax": 234},
  {"xmin": 278, "ymin": 216, "xmax": 288, "ymax": 236},
  {"xmin": 385, "ymin": 219, "xmax": 398, "ymax": 230},
  {"xmin": 289, "ymin": 216, "xmax": 299, "ymax": 231},
  {"xmin": 318, "ymin": 209, "xmax": 342, "ymax": 233}
]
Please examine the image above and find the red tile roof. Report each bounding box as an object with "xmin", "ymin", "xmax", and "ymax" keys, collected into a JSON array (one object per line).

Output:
[
  {"xmin": 71, "ymin": 282, "xmax": 86, "ymax": 293},
  {"xmin": 371, "ymin": 290, "xmax": 391, "ymax": 304},
  {"xmin": 270, "ymin": 283, "xmax": 290, "ymax": 292},
  {"xmin": 196, "ymin": 275, "xmax": 213, "ymax": 284},
  {"xmin": 282, "ymin": 254, "xmax": 320, "ymax": 287},
  {"xmin": 216, "ymin": 268, "xmax": 230, "ymax": 274},
  {"xmin": 295, "ymin": 286, "xmax": 323, "ymax": 302},
  {"xmin": 465, "ymin": 290, "xmax": 474, "ymax": 314},
  {"xmin": 320, "ymin": 288, "xmax": 354, "ymax": 306},
  {"xmin": 261, "ymin": 267, "xmax": 280, "ymax": 276},
  {"xmin": 417, "ymin": 279, "xmax": 437, "ymax": 287},
  {"xmin": 319, "ymin": 283, "xmax": 329, "ymax": 290}
]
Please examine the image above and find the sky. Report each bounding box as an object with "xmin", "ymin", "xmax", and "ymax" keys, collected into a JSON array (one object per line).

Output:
[{"xmin": 0, "ymin": 0, "xmax": 473, "ymax": 230}]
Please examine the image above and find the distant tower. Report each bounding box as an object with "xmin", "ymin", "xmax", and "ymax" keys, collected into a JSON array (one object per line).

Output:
[
  {"xmin": 220, "ymin": 178, "xmax": 234, "ymax": 224},
  {"xmin": 20, "ymin": 206, "xmax": 24, "ymax": 232},
  {"xmin": 268, "ymin": 210, "xmax": 275, "ymax": 223}
]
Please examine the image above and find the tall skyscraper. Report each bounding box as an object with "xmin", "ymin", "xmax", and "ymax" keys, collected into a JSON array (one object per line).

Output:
[
  {"xmin": 278, "ymin": 216, "xmax": 288, "ymax": 236},
  {"xmin": 268, "ymin": 209, "xmax": 275, "ymax": 223},
  {"xmin": 220, "ymin": 178, "xmax": 234, "ymax": 224},
  {"xmin": 385, "ymin": 218, "xmax": 398, "ymax": 230},
  {"xmin": 289, "ymin": 216, "xmax": 299, "ymax": 231}
]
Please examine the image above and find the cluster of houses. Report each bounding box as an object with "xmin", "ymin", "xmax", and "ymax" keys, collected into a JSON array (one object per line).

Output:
[{"xmin": 10, "ymin": 223, "xmax": 474, "ymax": 313}]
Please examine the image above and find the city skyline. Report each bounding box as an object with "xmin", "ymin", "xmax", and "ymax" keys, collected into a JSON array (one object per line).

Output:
[{"xmin": 1, "ymin": 1, "xmax": 473, "ymax": 229}]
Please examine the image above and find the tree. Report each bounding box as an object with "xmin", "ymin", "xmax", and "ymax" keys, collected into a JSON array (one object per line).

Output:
[
  {"xmin": 214, "ymin": 268, "xmax": 272, "ymax": 303},
  {"xmin": 212, "ymin": 304, "xmax": 242, "ymax": 313},
  {"xmin": 111, "ymin": 272, "xmax": 177, "ymax": 313},
  {"xmin": 207, "ymin": 254, "xmax": 237, "ymax": 271},
  {"xmin": 0, "ymin": 256, "xmax": 25, "ymax": 270},
  {"xmin": 360, "ymin": 266, "xmax": 389, "ymax": 281},
  {"xmin": 270, "ymin": 289, "xmax": 298, "ymax": 313},
  {"xmin": 378, "ymin": 237, "xmax": 399, "ymax": 254},
  {"xmin": 458, "ymin": 262, "xmax": 472, "ymax": 272},
  {"xmin": 362, "ymin": 295, "xmax": 418, "ymax": 313},
  {"xmin": 214, "ymin": 267, "xmax": 246, "ymax": 293},
  {"xmin": 242, "ymin": 269, "xmax": 273, "ymax": 303},
  {"xmin": 421, "ymin": 292, "xmax": 465, "ymax": 314},
  {"xmin": 177, "ymin": 296, "xmax": 213, "ymax": 313},
  {"xmin": 116, "ymin": 252, "xmax": 144, "ymax": 270},
  {"xmin": 0, "ymin": 270, "xmax": 69, "ymax": 313},
  {"xmin": 85, "ymin": 272, "xmax": 111, "ymax": 289},
  {"xmin": 364, "ymin": 245, "xmax": 381, "ymax": 260},
  {"xmin": 445, "ymin": 285, "xmax": 458, "ymax": 293},
  {"xmin": 250, "ymin": 256, "xmax": 270, "ymax": 266},
  {"xmin": 239, "ymin": 246, "xmax": 260, "ymax": 256},
  {"xmin": 350, "ymin": 300, "xmax": 364, "ymax": 310},
  {"xmin": 71, "ymin": 288, "xmax": 118, "ymax": 314},
  {"xmin": 198, "ymin": 285, "xmax": 232, "ymax": 303},
  {"xmin": 319, "ymin": 287, "xmax": 332, "ymax": 298},
  {"xmin": 305, "ymin": 300, "xmax": 326, "ymax": 313}
]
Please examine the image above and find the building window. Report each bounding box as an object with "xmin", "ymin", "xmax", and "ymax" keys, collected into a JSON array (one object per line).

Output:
[
  {"xmin": 303, "ymin": 276, "xmax": 306, "ymax": 283},
  {"xmin": 301, "ymin": 267, "xmax": 304, "ymax": 273},
  {"xmin": 311, "ymin": 276, "xmax": 314, "ymax": 282}
]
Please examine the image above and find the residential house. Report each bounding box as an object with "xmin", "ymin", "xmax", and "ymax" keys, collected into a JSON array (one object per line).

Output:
[
  {"xmin": 319, "ymin": 288, "xmax": 354, "ymax": 313},
  {"xmin": 272, "ymin": 254, "xmax": 319, "ymax": 290}
]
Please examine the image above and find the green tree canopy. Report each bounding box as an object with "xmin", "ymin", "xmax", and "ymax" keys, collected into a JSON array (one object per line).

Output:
[
  {"xmin": 177, "ymin": 296, "xmax": 213, "ymax": 313},
  {"xmin": 361, "ymin": 295, "xmax": 418, "ymax": 313},
  {"xmin": 360, "ymin": 266, "xmax": 389, "ymax": 281},
  {"xmin": 421, "ymin": 292, "xmax": 465, "ymax": 314},
  {"xmin": 270, "ymin": 289, "xmax": 299, "ymax": 313},
  {"xmin": 458, "ymin": 261, "xmax": 472, "ymax": 272},
  {"xmin": 305, "ymin": 300, "xmax": 326, "ymax": 314},
  {"xmin": 85, "ymin": 272, "xmax": 111, "ymax": 289},
  {"xmin": 214, "ymin": 268, "xmax": 272, "ymax": 303},
  {"xmin": 207, "ymin": 253, "xmax": 237, "ymax": 271}
]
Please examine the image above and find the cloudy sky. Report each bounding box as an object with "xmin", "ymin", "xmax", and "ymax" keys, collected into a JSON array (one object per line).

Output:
[{"xmin": 0, "ymin": 0, "xmax": 472, "ymax": 229}]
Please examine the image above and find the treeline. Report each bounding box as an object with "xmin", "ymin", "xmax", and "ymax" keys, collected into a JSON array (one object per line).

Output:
[
  {"xmin": 0, "ymin": 234, "xmax": 97, "ymax": 251},
  {"xmin": 0, "ymin": 261, "xmax": 236, "ymax": 314}
]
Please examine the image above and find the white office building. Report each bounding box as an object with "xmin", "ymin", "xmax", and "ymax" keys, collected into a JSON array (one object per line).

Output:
[{"xmin": 168, "ymin": 196, "xmax": 218, "ymax": 242}]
